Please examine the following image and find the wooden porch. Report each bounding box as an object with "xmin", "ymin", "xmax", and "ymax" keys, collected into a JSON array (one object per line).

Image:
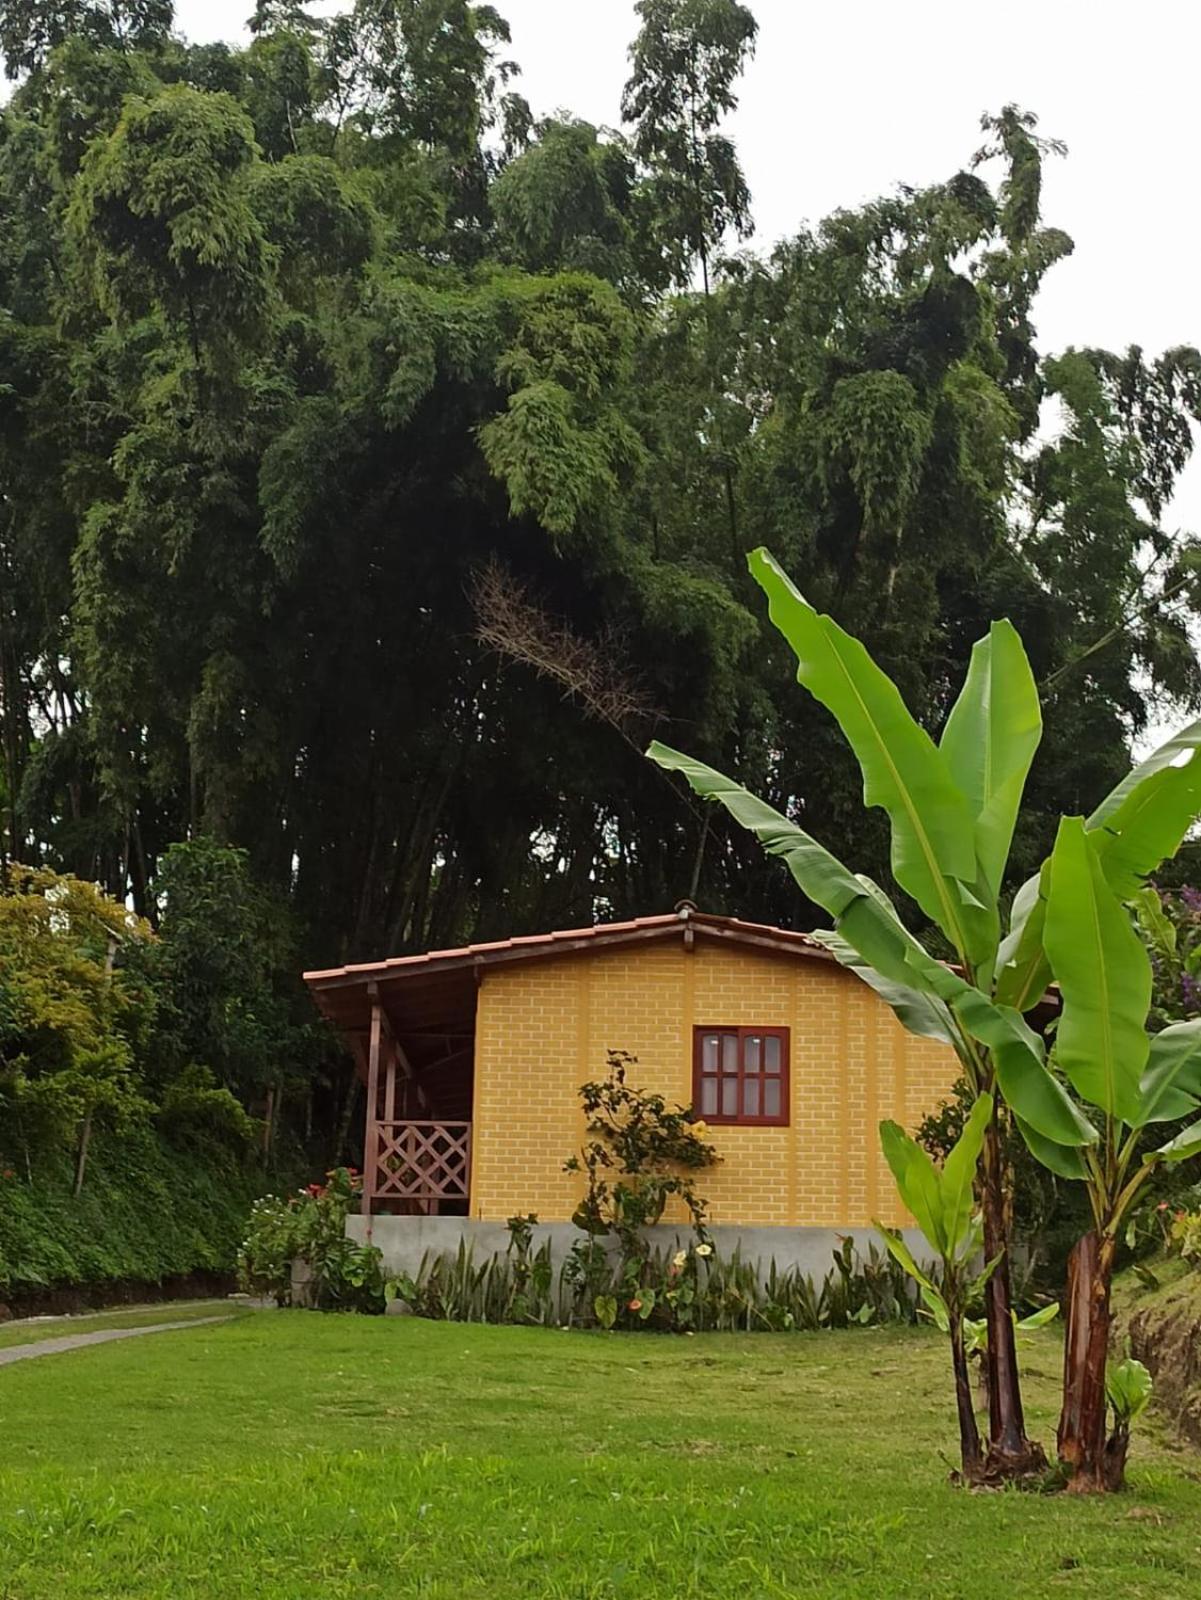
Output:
[{"xmin": 360, "ymin": 983, "xmax": 473, "ymax": 1217}]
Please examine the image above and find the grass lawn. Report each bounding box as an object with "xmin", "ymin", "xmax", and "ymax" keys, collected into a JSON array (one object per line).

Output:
[
  {"xmin": 1, "ymin": 1315, "xmax": 1199, "ymax": 1598},
  {"xmin": 0, "ymin": 1300, "xmax": 246, "ymax": 1352}
]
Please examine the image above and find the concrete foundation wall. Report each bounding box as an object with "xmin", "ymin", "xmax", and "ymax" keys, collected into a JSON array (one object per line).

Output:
[{"xmin": 348, "ymin": 1214, "xmax": 935, "ymax": 1284}]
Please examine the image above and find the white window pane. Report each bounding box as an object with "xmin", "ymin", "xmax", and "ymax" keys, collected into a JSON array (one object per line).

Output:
[
  {"xmin": 700, "ymin": 1077, "xmax": 718, "ymax": 1116},
  {"xmin": 764, "ymin": 1079, "xmax": 781, "ymax": 1117},
  {"xmin": 745, "ymin": 1035, "xmax": 761, "ymax": 1073},
  {"xmin": 765, "ymin": 1035, "xmax": 782, "ymax": 1073},
  {"xmin": 721, "ymin": 1077, "xmax": 738, "ymax": 1116},
  {"xmin": 702, "ymin": 1034, "xmax": 720, "ymax": 1071},
  {"xmin": 744, "ymin": 1079, "xmax": 760, "ymax": 1116},
  {"xmin": 721, "ymin": 1034, "xmax": 739, "ymax": 1070}
]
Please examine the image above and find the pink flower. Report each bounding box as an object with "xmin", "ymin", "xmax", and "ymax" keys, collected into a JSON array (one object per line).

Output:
[
  {"xmin": 627, "ymin": 1298, "xmax": 642, "ymax": 1312},
  {"xmin": 1158, "ymin": 1202, "xmax": 1170, "ymax": 1212}
]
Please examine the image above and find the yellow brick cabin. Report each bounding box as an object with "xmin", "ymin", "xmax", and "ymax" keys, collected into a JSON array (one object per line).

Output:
[{"xmin": 304, "ymin": 907, "xmax": 959, "ymax": 1264}]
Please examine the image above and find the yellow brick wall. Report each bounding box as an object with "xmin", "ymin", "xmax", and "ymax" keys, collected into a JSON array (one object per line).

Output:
[{"xmin": 469, "ymin": 939, "xmax": 957, "ymax": 1228}]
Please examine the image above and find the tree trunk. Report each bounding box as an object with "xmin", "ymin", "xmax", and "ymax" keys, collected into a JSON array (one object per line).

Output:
[
  {"xmin": 73, "ymin": 1111, "xmax": 93, "ymax": 1197},
  {"xmin": 980, "ymin": 1112, "xmax": 1047, "ymax": 1474},
  {"xmin": 262, "ymin": 1085, "xmax": 275, "ymax": 1162},
  {"xmin": 950, "ymin": 1317, "xmax": 984, "ymax": 1482},
  {"xmin": 1058, "ymin": 1229, "xmax": 1117, "ymax": 1491}
]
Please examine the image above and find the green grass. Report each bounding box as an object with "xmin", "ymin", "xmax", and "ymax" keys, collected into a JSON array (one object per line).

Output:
[
  {"xmin": 0, "ymin": 1299, "xmax": 246, "ymax": 1351},
  {"xmin": 1, "ymin": 1316, "xmax": 1199, "ymax": 1598}
]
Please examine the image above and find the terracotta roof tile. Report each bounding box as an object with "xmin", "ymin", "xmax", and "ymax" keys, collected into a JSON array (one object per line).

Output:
[{"xmin": 303, "ymin": 910, "xmax": 826, "ymax": 988}]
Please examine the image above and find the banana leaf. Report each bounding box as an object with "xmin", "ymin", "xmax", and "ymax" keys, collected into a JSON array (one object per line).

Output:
[
  {"xmin": 812, "ymin": 928, "xmax": 958, "ymax": 1046},
  {"xmin": 748, "ymin": 548, "xmax": 991, "ymax": 965},
  {"xmin": 952, "ymin": 988, "xmax": 1097, "ymax": 1147},
  {"xmin": 1044, "ymin": 817, "xmax": 1150, "ymax": 1123},
  {"xmin": 879, "ymin": 1121, "xmax": 946, "ymax": 1251},
  {"xmin": 1132, "ymin": 1020, "xmax": 1201, "ymax": 1127},
  {"xmin": 940, "ymin": 618, "xmax": 1042, "ymax": 901},
  {"xmin": 1090, "ymin": 752, "xmax": 1201, "ymax": 899},
  {"xmin": 1089, "ymin": 716, "xmax": 1201, "ymax": 829},
  {"xmin": 1015, "ymin": 1115, "xmax": 1090, "ymax": 1179}
]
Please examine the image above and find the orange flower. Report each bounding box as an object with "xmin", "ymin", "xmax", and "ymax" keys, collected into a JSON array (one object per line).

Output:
[{"xmin": 627, "ymin": 1298, "xmax": 642, "ymax": 1312}]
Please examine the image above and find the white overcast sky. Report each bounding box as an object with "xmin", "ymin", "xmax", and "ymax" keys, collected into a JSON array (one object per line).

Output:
[{"xmin": 176, "ymin": 0, "xmax": 1201, "ymax": 531}]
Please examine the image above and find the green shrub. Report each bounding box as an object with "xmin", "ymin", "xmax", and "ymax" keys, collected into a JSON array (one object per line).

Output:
[{"xmin": 238, "ymin": 1166, "xmax": 388, "ymax": 1312}]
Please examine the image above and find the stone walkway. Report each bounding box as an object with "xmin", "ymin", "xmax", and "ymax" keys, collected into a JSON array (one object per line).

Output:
[{"xmin": 0, "ymin": 1314, "xmax": 236, "ymax": 1367}]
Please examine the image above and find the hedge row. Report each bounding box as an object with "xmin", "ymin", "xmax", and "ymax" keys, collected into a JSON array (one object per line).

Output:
[{"xmin": 0, "ymin": 1128, "xmax": 266, "ymax": 1295}]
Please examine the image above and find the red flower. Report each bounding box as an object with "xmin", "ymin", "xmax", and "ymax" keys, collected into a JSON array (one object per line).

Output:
[
  {"xmin": 1, "ymin": 1169, "xmax": 13, "ymax": 1180},
  {"xmin": 627, "ymin": 1298, "xmax": 642, "ymax": 1312}
]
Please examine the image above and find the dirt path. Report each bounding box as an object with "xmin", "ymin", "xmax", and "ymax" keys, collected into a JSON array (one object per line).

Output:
[{"xmin": 0, "ymin": 1315, "xmax": 236, "ymax": 1367}]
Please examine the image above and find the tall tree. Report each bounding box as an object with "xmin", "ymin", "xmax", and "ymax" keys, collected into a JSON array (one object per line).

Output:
[
  {"xmin": 0, "ymin": 0, "xmax": 172, "ymax": 78},
  {"xmin": 621, "ymin": 0, "xmax": 757, "ymax": 292}
]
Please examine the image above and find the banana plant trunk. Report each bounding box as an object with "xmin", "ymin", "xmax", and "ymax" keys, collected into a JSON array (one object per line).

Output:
[
  {"xmin": 1058, "ymin": 1230, "xmax": 1118, "ymax": 1491},
  {"xmin": 949, "ymin": 1314, "xmax": 984, "ymax": 1481},
  {"xmin": 980, "ymin": 1113, "xmax": 1046, "ymax": 1474}
]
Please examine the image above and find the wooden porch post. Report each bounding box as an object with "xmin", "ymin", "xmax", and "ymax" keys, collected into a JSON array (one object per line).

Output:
[
  {"xmin": 383, "ymin": 1035, "xmax": 397, "ymax": 1124},
  {"xmin": 364, "ymin": 983, "xmax": 382, "ymax": 1233}
]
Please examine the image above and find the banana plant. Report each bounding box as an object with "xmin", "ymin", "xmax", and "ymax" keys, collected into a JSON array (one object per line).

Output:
[
  {"xmin": 1103, "ymin": 1358, "xmax": 1154, "ymax": 1491},
  {"xmin": 650, "ymin": 548, "xmax": 1085, "ymax": 1473},
  {"xmin": 1037, "ymin": 816, "xmax": 1201, "ymax": 1491},
  {"xmin": 649, "ymin": 545, "xmax": 1201, "ymax": 1477},
  {"xmin": 875, "ymin": 1095, "xmax": 998, "ymax": 1479}
]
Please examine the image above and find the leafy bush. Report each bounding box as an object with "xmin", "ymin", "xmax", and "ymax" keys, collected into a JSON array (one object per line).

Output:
[
  {"xmin": 157, "ymin": 1065, "xmax": 259, "ymax": 1146},
  {"xmin": 238, "ymin": 1166, "xmax": 389, "ymax": 1312}
]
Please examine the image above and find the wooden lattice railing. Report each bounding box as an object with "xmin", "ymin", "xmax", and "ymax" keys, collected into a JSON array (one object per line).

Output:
[{"xmin": 370, "ymin": 1120, "xmax": 471, "ymax": 1206}]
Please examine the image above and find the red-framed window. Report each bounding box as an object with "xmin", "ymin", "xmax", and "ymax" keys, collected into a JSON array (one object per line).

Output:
[{"xmin": 692, "ymin": 1026, "xmax": 790, "ymax": 1126}]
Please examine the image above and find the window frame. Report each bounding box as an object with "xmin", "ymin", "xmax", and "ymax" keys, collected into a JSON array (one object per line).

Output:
[{"xmin": 691, "ymin": 1025, "xmax": 790, "ymax": 1127}]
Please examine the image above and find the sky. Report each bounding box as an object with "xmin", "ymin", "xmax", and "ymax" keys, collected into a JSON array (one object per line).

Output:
[{"xmin": 176, "ymin": 0, "xmax": 1201, "ymax": 533}]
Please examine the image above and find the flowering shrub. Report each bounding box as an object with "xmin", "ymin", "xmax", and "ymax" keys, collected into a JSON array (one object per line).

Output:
[
  {"xmin": 564, "ymin": 1050, "xmax": 718, "ymax": 1252},
  {"xmin": 238, "ymin": 1165, "xmax": 389, "ymax": 1312},
  {"xmin": 1169, "ymin": 1207, "xmax": 1201, "ymax": 1265}
]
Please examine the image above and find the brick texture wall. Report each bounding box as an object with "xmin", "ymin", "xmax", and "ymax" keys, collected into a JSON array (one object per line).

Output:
[{"xmin": 470, "ymin": 938, "xmax": 957, "ymax": 1229}]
